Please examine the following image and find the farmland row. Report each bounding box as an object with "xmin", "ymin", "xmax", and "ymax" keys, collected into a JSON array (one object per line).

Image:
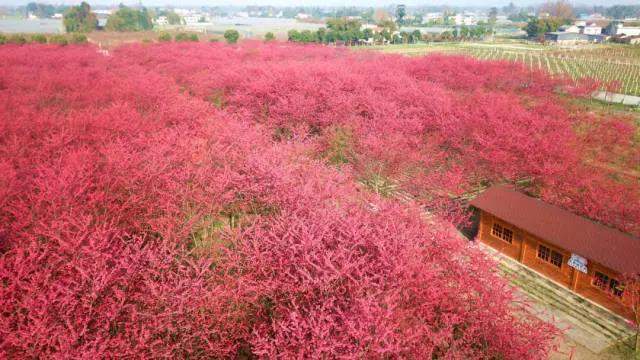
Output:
[
  {"xmin": 371, "ymin": 44, "xmax": 640, "ymax": 96},
  {"xmin": 458, "ymin": 47, "xmax": 640, "ymax": 96}
]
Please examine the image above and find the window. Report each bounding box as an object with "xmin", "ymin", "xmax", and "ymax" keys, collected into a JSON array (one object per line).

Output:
[
  {"xmin": 538, "ymin": 244, "xmax": 550, "ymax": 261},
  {"xmin": 491, "ymin": 223, "xmax": 513, "ymax": 244},
  {"xmin": 537, "ymin": 244, "xmax": 563, "ymax": 269},
  {"xmin": 550, "ymin": 251, "xmax": 563, "ymax": 268},
  {"xmin": 610, "ymin": 279, "xmax": 624, "ymax": 298},
  {"xmin": 593, "ymin": 271, "xmax": 624, "ymax": 298},
  {"xmin": 593, "ymin": 271, "xmax": 609, "ymax": 289}
]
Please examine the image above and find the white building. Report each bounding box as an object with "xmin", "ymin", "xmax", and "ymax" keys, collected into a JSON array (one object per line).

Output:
[
  {"xmin": 495, "ymin": 15, "xmax": 511, "ymax": 25},
  {"xmin": 174, "ymin": 9, "xmax": 191, "ymax": 16},
  {"xmin": 561, "ymin": 21, "xmax": 602, "ymax": 35},
  {"xmin": 296, "ymin": 13, "xmax": 311, "ymax": 20},
  {"xmin": 559, "ymin": 24, "xmax": 581, "ymax": 33},
  {"xmin": 587, "ymin": 13, "xmax": 606, "ymax": 21},
  {"xmin": 455, "ymin": 15, "xmax": 477, "ymax": 26},
  {"xmin": 93, "ymin": 9, "xmax": 113, "ymax": 16},
  {"xmin": 612, "ymin": 23, "xmax": 640, "ymax": 36},
  {"xmin": 155, "ymin": 16, "xmax": 168, "ymax": 26},
  {"xmin": 583, "ymin": 25, "xmax": 602, "ymax": 35},
  {"xmin": 424, "ymin": 12, "xmax": 443, "ymax": 22},
  {"xmin": 183, "ymin": 15, "xmax": 200, "ymax": 24}
]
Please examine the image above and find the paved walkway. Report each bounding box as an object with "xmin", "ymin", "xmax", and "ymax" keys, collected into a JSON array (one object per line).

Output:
[
  {"xmin": 593, "ymin": 91, "xmax": 640, "ymax": 106},
  {"xmin": 478, "ymin": 243, "xmax": 635, "ymax": 359}
]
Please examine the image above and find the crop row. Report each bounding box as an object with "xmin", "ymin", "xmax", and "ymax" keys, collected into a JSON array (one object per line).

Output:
[{"xmin": 460, "ymin": 47, "xmax": 640, "ymax": 96}]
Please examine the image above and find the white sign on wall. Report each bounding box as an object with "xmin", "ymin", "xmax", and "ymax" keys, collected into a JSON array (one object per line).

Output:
[{"xmin": 568, "ymin": 254, "xmax": 588, "ymax": 274}]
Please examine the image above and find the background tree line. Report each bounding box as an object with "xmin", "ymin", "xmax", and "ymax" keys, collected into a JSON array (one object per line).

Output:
[
  {"xmin": 287, "ymin": 17, "xmax": 491, "ymax": 45},
  {"xmin": 63, "ymin": 2, "xmax": 154, "ymax": 33},
  {"xmin": 105, "ymin": 5, "xmax": 153, "ymax": 32},
  {"xmin": 25, "ymin": 2, "xmax": 67, "ymax": 18}
]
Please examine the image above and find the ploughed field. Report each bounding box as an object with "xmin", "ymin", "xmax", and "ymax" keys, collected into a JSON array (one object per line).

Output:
[
  {"xmin": 0, "ymin": 42, "xmax": 638, "ymax": 358},
  {"xmin": 374, "ymin": 43, "xmax": 640, "ymax": 96}
]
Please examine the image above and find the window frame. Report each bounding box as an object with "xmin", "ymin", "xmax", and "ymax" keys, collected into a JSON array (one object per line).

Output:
[
  {"xmin": 491, "ymin": 222, "xmax": 513, "ymax": 244},
  {"xmin": 592, "ymin": 271, "xmax": 624, "ymax": 298},
  {"xmin": 537, "ymin": 244, "xmax": 563, "ymax": 269}
]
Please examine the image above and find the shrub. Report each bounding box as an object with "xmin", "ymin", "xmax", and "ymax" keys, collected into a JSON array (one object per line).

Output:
[
  {"xmin": 158, "ymin": 31, "xmax": 172, "ymax": 42},
  {"xmin": 7, "ymin": 34, "xmax": 27, "ymax": 45},
  {"xmin": 0, "ymin": 33, "xmax": 6, "ymax": 45},
  {"xmin": 49, "ymin": 34, "xmax": 68, "ymax": 46},
  {"xmin": 31, "ymin": 34, "xmax": 48, "ymax": 44},
  {"xmin": 223, "ymin": 29, "xmax": 240, "ymax": 44},
  {"xmin": 264, "ymin": 32, "xmax": 275, "ymax": 42},
  {"xmin": 174, "ymin": 32, "xmax": 198, "ymax": 42},
  {"xmin": 70, "ymin": 33, "xmax": 88, "ymax": 44}
]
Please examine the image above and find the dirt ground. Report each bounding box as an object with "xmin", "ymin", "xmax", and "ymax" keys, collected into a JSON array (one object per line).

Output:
[{"xmin": 552, "ymin": 335, "xmax": 637, "ymax": 359}]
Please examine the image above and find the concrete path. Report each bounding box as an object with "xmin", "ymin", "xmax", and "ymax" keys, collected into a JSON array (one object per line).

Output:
[
  {"xmin": 478, "ymin": 243, "xmax": 635, "ymax": 358},
  {"xmin": 593, "ymin": 91, "xmax": 640, "ymax": 106}
]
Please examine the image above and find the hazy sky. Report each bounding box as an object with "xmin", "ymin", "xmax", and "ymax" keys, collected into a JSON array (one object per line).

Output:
[{"xmin": 2, "ymin": 0, "xmax": 637, "ymax": 7}]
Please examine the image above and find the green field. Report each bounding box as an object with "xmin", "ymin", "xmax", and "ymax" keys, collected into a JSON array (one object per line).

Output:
[{"xmin": 368, "ymin": 42, "xmax": 640, "ymax": 96}]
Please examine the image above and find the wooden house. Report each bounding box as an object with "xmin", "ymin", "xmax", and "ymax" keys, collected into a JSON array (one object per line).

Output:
[{"xmin": 470, "ymin": 185, "xmax": 640, "ymax": 320}]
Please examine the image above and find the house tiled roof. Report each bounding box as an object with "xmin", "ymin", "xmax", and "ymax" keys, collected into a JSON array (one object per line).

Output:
[{"xmin": 470, "ymin": 185, "xmax": 640, "ymax": 274}]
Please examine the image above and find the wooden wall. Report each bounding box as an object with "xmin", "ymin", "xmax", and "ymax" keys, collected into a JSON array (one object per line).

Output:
[{"xmin": 478, "ymin": 210, "xmax": 634, "ymax": 320}]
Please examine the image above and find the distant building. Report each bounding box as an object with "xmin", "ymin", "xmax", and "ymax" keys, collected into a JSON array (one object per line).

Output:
[
  {"xmin": 424, "ymin": 12, "xmax": 442, "ymax": 22},
  {"xmin": 95, "ymin": 12, "xmax": 110, "ymax": 30},
  {"xmin": 173, "ymin": 9, "xmax": 189, "ymax": 16},
  {"xmin": 545, "ymin": 32, "xmax": 590, "ymax": 44},
  {"xmin": 155, "ymin": 16, "xmax": 168, "ymax": 26},
  {"xmin": 560, "ymin": 21, "xmax": 604, "ymax": 36},
  {"xmin": 559, "ymin": 24, "xmax": 580, "ymax": 33},
  {"xmin": 183, "ymin": 15, "xmax": 200, "ymax": 24},
  {"xmin": 97, "ymin": 18, "xmax": 108, "ymax": 30},
  {"xmin": 495, "ymin": 15, "xmax": 511, "ymax": 25},
  {"xmin": 587, "ymin": 13, "xmax": 607, "ymax": 21},
  {"xmin": 295, "ymin": 13, "xmax": 311, "ymax": 20},
  {"xmin": 471, "ymin": 186, "xmax": 639, "ymax": 321},
  {"xmin": 608, "ymin": 22, "xmax": 640, "ymax": 36},
  {"xmin": 93, "ymin": 9, "xmax": 113, "ymax": 16},
  {"xmin": 582, "ymin": 24, "xmax": 602, "ymax": 35},
  {"xmin": 454, "ymin": 13, "xmax": 478, "ymax": 26}
]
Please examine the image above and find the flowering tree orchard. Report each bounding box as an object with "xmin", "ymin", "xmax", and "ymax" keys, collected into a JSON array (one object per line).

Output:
[{"xmin": 1, "ymin": 41, "xmax": 638, "ymax": 358}]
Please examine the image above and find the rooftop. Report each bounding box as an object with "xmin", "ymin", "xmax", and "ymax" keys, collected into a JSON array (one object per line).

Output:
[{"xmin": 470, "ymin": 185, "xmax": 640, "ymax": 275}]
